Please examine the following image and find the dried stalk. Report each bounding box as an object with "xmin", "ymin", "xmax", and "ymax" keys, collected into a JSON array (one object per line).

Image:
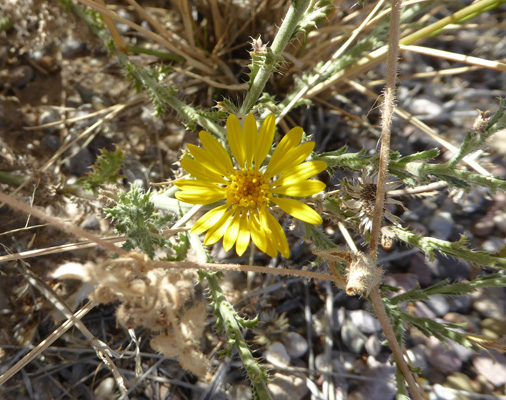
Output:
[{"xmin": 368, "ymin": 1, "xmax": 425, "ymax": 399}]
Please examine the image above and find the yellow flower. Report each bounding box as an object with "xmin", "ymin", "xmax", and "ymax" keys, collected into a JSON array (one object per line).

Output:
[{"xmin": 174, "ymin": 114, "xmax": 327, "ymax": 257}]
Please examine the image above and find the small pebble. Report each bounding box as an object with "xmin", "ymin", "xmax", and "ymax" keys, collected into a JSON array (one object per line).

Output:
[
  {"xmin": 471, "ymin": 216, "xmax": 495, "ymax": 237},
  {"xmin": 445, "ymin": 372, "xmax": 476, "ymax": 395},
  {"xmin": 408, "ymin": 253, "xmax": 433, "ymax": 286},
  {"xmin": 94, "ymin": 377, "xmax": 116, "ymax": 400},
  {"xmin": 365, "ymin": 335, "xmax": 381, "ymax": 357},
  {"xmin": 425, "ymin": 295, "xmax": 450, "ymax": 317},
  {"xmin": 268, "ymin": 373, "xmax": 308, "ymax": 400},
  {"xmin": 492, "ymin": 212, "xmax": 506, "ymax": 233},
  {"xmin": 39, "ymin": 109, "xmax": 61, "ymax": 134},
  {"xmin": 42, "ymin": 135, "xmax": 60, "ymax": 151},
  {"xmin": 61, "ymin": 38, "xmax": 87, "ymax": 58},
  {"xmin": 408, "ymin": 95, "xmax": 445, "ymax": 118},
  {"xmin": 283, "ymin": 331, "xmax": 308, "ymax": 359},
  {"xmin": 473, "ymin": 351, "xmax": 506, "ymax": 387},
  {"xmin": 406, "ymin": 344, "xmax": 428, "ymax": 372},
  {"xmin": 10, "ymin": 65, "xmax": 34, "ymax": 88},
  {"xmin": 429, "ymin": 212, "xmax": 454, "ymax": 240},
  {"xmin": 446, "ymin": 296, "xmax": 472, "ymax": 313},
  {"xmin": 480, "ymin": 317, "xmax": 506, "ymax": 339},
  {"xmin": 349, "ymin": 309, "xmax": 381, "ymax": 334},
  {"xmin": 425, "ymin": 337, "xmax": 462, "ymax": 374},
  {"xmin": 80, "ymin": 214, "xmax": 100, "ymax": 231},
  {"xmin": 481, "ymin": 237, "xmax": 504, "ymax": 253},
  {"xmin": 66, "ymin": 146, "xmax": 94, "ymax": 176},
  {"xmin": 341, "ymin": 320, "xmax": 366, "ymax": 354},
  {"xmin": 429, "ymin": 384, "xmax": 459, "ymax": 400},
  {"xmin": 264, "ymin": 342, "xmax": 290, "ymax": 367},
  {"xmin": 472, "ymin": 288, "xmax": 506, "ymax": 319}
]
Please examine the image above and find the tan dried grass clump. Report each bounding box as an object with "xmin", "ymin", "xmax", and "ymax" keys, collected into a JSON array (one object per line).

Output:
[{"xmin": 52, "ymin": 252, "xmax": 210, "ymax": 377}]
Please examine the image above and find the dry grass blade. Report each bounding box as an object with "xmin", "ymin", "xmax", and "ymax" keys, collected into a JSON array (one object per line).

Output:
[
  {"xmin": 0, "ymin": 191, "xmax": 126, "ymax": 255},
  {"xmin": 400, "ymin": 44, "xmax": 506, "ymax": 72},
  {"xmin": 76, "ymin": 0, "xmax": 215, "ymax": 75},
  {"xmin": 0, "ymin": 227, "xmax": 189, "ymax": 263},
  {"xmin": 0, "ymin": 301, "xmax": 95, "ymax": 386}
]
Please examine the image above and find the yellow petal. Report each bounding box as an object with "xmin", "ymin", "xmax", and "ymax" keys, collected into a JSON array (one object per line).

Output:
[
  {"xmin": 271, "ymin": 180, "xmax": 326, "ymax": 197},
  {"xmin": 198, "ymin": 130, "xmax": 234, "ymax": 174},
  {"xmin": 271, "ymin": 197, "xmax": 322, "ymax": 224},
  {"xmin": 266, "ymin": 141, "xmax": 315, "ymax": 179},
  {"xmin": 174, "ymin": 180, "xmax": 226, "ymax": 204},
  {"xmin": 255, "ymin": 114, "xmax": 275, "ymax": 168},
  {"xmin": 235, "ymin": 213, "xmax": 251, "ymax": 256},
  {"xmin": 223, "ymin": 211, "xmax": 241, "ymax": 251},
  {"xmin": 226, "ymin": 114, "xmax": 245, "ymax": 167},
  {"xmin": 250, "ymin": 211, "xmax": 269, "ymax": 255},
  {"xmin": 243, "ymin": 114, "xmax": 257, "ymax": 169},
  {"xmin": 265, "ymin": 126, "xmax": 303, "ymax": 177},
  {"xmin": 204, "ymin": 208, "xmax": 234, "ymax": 245},
  {"xmin": 192, "ymin": 204, "xmax": 229, "ymax": 234},
  {"xmin": 187, "ymin": 144, "xmax": 231, "ymax": 177},
  {"xmin": 181, "ymin": 158, "xmax": 227, "ymax": 183},
  {"xmin": 272, "ymin": 160, "xmax": 327, "ymax": 187},
  {"xmin": 263, "ymin": 210, "xmax": 289, "ymax": 258}
]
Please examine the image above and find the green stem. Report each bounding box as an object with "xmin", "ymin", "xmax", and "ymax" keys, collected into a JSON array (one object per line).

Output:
[
  {"xmin": 399, "ymin": 0, "xmax": 506, "ymax": 44},
  {"xmin": 240, "ymin": 0, "xmax": 310, "ymax": 116},
  {"xmin": 204, "ymin": 271, "xmax": 273, "ymax": 400}
]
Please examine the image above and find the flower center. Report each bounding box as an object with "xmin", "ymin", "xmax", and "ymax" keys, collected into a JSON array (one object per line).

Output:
[{"xmin": 227, "ymin": 170, "xmax": 270, "ymax": 210}]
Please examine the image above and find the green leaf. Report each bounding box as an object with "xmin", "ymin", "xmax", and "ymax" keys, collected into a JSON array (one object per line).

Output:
[
  {"xmin": 104, "ymin": 185, "xmax": 173, "ymax": 259},
  {"xmin": 78, "ymin": 147, "xmax": 125, "ymax": 192}
]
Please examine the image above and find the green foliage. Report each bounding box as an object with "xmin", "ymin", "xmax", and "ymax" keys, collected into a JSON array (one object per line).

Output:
[
  {"xmin": 120, "ymin": 50, "xmax": 178, "ymax": 116},
  {"xmin": 383, "ymin": 300, "xmax": 479, "ymax": 351},
  {"xmin": 304, "ymin": 222, "xmax": 335, "ymax": 250},
  {"xmin": 316, "ymin": 147, "xmax": 369, "ymax": 171},
  {"xmin": 203, "ymin": 270, "xmax": 271, "ymax": 400},
  {"xmin": 78, "ymin": 147, "xmax": 125, "ymax": 192},
  {"xmin": 389, "ymin": 274, "xmax": 506, "ymax": 305},
  {"xmin": 392, "ymin": 227, "xmax": 506, "ymax": 269},
  {"xmin": 104, "ymin": 185, "xmax": 173, "ymax": 259},
  {"xmin": 297, "ymin": 0, "xmax": 333, "ymax": 36},
  {"xmin": 164, "ymin": 232, "xmax": 190, "ymax": 261},
  {"xmin": 449, "ymin": 99, "xmax": 506, "ymax": 168},
  {"xmin": 0, "ymin": 15, "xmax": 13, "ymax": 33},
  {"xmin": 246, "ymin": 38, "xmax": 283, "ymax": 90}
]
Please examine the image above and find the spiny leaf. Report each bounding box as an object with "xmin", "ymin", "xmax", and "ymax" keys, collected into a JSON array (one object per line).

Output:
[
  {"xmin": 390, "ymin": 274, "xmax": 506, "ymax": 305},
  {"xmin": 104, "ymin": 185, "xmax": 173, "ymax": 259},
  {"xmin": 78, "ymin": 147, "xmax": 125, "ymax": 192},
  {"xmin": 392, "ymin": 227, "xmax": 506, "ymax": 269}
]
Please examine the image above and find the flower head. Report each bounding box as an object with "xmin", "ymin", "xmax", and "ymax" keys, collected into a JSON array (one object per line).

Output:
[
  {"xmin": 338, "ymin": 173, "xmax": 403, "ymax": 233},
  {"xmin": 174, "ymin": 114, "xmax": 327, "ymax": 257}
]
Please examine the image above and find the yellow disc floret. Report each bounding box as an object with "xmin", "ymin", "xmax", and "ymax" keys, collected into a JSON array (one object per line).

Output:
[{"xmin": 227, "ymin": 170, "xmax": 270, "ymax": 210}]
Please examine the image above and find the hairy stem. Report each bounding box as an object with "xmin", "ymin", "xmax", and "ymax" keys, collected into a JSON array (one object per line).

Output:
[
  {"xmin": 369, "ymin": 1, "xmax": 425, "ymax": 399},
  {"xmin": 240, "ymin": 0, "xmax": 310, "ymax": 116}
]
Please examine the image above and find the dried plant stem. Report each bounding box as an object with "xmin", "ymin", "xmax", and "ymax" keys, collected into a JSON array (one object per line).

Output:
[
  {"xmin": 95, "ymin": 0, "xmax": 126, "ymax": 52},
  {"xmin": 369, "ymin": 1, "xmax": 425, "ymax": 399},
  {"xmin": 0, "ymin": 191, "xmax": 127, "ymax": 255}
]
